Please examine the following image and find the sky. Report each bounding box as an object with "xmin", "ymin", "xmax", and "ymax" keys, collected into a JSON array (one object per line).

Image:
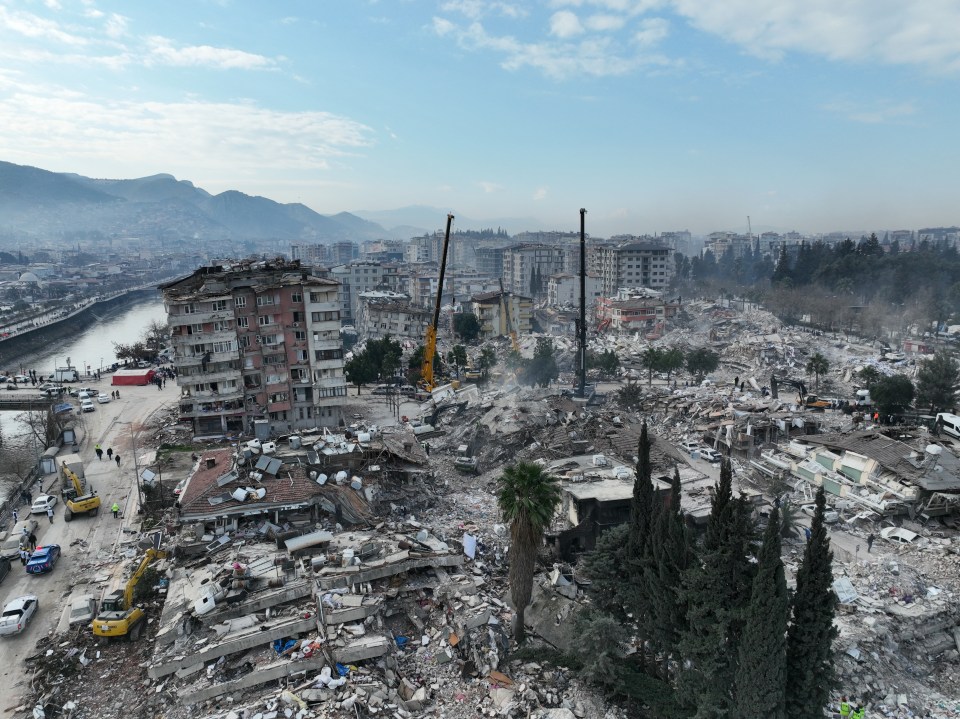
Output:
[{"xmin": 1, "ymin": 0, "xmax": 958, "ymax": 237}]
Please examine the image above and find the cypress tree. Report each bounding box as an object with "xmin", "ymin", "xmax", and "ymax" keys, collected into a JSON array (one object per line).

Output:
[
  {"xmin": 678, "ymin": 460, "xmax": 756, "ymax": 718},
  {"xmin": 581, "ymin": 523, "xmax": 630, "ymax": 622},
  {"xmin": 785, "ymin": 487, "xmax": 839, "ymax": 719},
  {"xmin": 648, "ymin": 466, "xmax": 691, "ymax": 679},
  {"xmin": 629, "ymin": 422, "xmax": 654, "ymax": 561},
  {"xmin": 734, "ymin": 506, "xmax": 789, "ymax": 719}
]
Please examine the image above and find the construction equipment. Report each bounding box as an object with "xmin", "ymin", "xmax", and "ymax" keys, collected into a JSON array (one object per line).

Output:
[
  {"xmin": 60, "ymin": 458, "xmax": 101, "ymax": 521},
  {"xmin": 92, "ymin": 548, "xmax": 167, "ymax": 640},
  {"xmin": 499, "ymin": 278, "xmax": 519, "ymax": 352},
  {"xmin": 771, "ymin": 375, "xmax": 808, "ymax": 404},
  {"xmin": 420, "ymin": 214, "xmax": 453, "ymax": 392}
]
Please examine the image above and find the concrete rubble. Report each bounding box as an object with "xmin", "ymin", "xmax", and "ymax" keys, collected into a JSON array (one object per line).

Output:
[{"xmin": 17, "ymin": 299, "xmax": 960, "ymax": 719}]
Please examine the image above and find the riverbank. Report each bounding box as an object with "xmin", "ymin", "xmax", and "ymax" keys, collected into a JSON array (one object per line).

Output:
[{"xmin": 0, "ymin": 286, "xmax": 163, "ymax": 368}]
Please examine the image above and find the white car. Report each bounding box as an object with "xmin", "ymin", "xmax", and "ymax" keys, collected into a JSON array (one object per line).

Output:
[
  {"xmin": 30, "ymin": 495, "xmax": 58, "ymax": 514},
  {"xmin": 76, "ymin": 389, "xmax": 97, "ymax": 399},
  {"xmin": 0, "ymin": 595, "xmax": 39, "ymax": 636},
  {"xmin": 96, "ymin": 393, "xmax": 111, "ymax": 404},
  {"xmin": 67, "ymin": 595, "xmax": 97, "ymax": 626},
  {"xmin": 699, "ymin": 448, "xmax": 723, "ymax": 463},
  {"xmin": 80, "ymin": 400, "xmax": 95, "ymax": 413},
  {"xmin": 679, "ymin": 440, "xmax": 702, "ymax": 455}
]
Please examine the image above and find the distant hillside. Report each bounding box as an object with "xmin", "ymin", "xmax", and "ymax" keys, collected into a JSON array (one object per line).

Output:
[
  {"xmin": 0, "ymin": 161, "xmax": 392, "ymax": 244},
  {"xmin": 353, "ymin": 205, "xmax": 542, "ymax": 236}
]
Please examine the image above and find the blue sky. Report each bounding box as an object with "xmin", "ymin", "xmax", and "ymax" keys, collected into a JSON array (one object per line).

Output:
[{"xmin": 0, "ymin": 0, "xmax": 958, "ymax": 237}]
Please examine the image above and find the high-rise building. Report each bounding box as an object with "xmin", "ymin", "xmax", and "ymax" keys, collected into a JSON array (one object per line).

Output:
[
  {"xmin": 501, "ymin": 244, "xmax": 567, "ymax": 296},
  {"xmin": 160, "ymin": 259, "xmax": 347, "ymax": 438},
  {"xmin": 589, "ymin": 241, "xmax": 674, "ymax": 296}
]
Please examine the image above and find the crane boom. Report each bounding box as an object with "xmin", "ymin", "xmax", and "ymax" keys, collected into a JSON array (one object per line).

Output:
[{"xmin": 421, "ymin": 214, "xmax": 454, "ymax": 391}]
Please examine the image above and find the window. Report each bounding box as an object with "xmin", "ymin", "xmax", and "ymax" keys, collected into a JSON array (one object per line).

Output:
[
  {"xmin": 212, "ymin": 300, "xmax": 228, "ymax": 312},
  {"xmin": 257, "ymin": 315, "xmax": 273, "ymax": 326},
  {"xmin": 311, "ymin": 310, "xmax": 339, "ymax": 322},
  {"xmin": 310, "ymin": 291, "xmax": 330, "ymax": 302},
  {"xmin": 213, "ymin": 341, "xmax": 235, "ymax": 353},
  {"xmin": 237, "ymin": 317, "xmax": 249, "ymax": 328},
  {"xmin": 235, "ymin": 296, "xmax": 247, "ymax": 308},
  {"xmin": 294, "ymin": 330, "xmax": 306, "ymax": 342},
  {"xmin": 243, "ymin": 374, "xmax": 262, "ymax": 389},
  {"xmin": 291, "ymin": 311, "xmax": 303, "ymax": 323},
  {"xmin": 182, "ymin": 303, "xmax": 197, "ymax": 315},
  {"xmin": 314, "ymin": 348, "xmax": 343, "ymax": 361},
  {"xmin": 317, "ymin": 386, "xmax": 347, "ymax": 398},
  {"xmin": 291, "ymin": 292, "xmax": 302, "ymax": 303},
  {"xmin": 263, "ymin": 354, "xmax": 286, "ymax": 366},
  {"xmin": 269, "ymin": 392, "xmax": 288, "ymax": 403},
  {"xmin": 213, "ymin": 321, "xmax": 232, "ymax": 332},
  {"xmin": 296, "ymin": 349, "xmax": 308, "ymax": 362},
  {"xmin": 192, "ymin": 343, "xmax": 205, "ymax": 356},
  {"xmin": 238, "ymin": 335, "xmax": 250, "ymax": 349},
  {"xmin": 256, "ymin": 294, "xmax": 277, "ymax": 306}
]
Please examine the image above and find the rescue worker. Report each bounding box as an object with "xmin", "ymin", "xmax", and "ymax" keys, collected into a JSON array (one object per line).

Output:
[
  {"xmin": 853, "ymin": 706, "xmax": 865, "ymax": 719},
  {"xmin": 95, "ymin": 443, "xmax": 103, "ymax": 460},
  {"xmin": 112, "ymin": 502, "xmax": 120, "ymax": 519},
  {"xmin": 840, "ymin": 696, "xmax": 851, "ymax": 719}
]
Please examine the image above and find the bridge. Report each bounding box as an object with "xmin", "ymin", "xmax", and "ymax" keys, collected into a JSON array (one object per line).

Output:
[{"xmin": 0, "ymin": 393, "xmax": 57, "ymax": 411}]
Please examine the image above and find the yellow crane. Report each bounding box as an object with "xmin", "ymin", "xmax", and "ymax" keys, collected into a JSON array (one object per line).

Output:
[
  {"xmin": 61, "ymin": 462, "xmax": 101, "ymax": 521},
  {"xmin": 92, "ymin": 548, "xmax": 167, "ymax": 640},
  {"xmin": 498, "ymin": 278, "xmax": 519, "ymax": 353},
  {"xmin": 420, "ymin": 213, "xmax": 454, "ymax": 392}
]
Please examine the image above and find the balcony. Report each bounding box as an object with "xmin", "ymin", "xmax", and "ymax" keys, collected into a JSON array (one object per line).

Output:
[
  {"xmin": 268, "ymin": 400, "xmax": 292, "ymax": 413},
  {"xmin": 312, "ymin": 358, "xmax": 343, "ymax": 371},
  {"xmin": 307, "ymin": 301, "xmax": 340, "ymax": 312},
  {"xmin": 183, "ymin": 387, "xmax": 244, "ymax": 402},
  {"xmin": 179, "ymin": 367, "xmax": 242, "ymax": 384},
  {"xmin": 314, "ymin": 376, "xmax": 345, "ymax": 389},
  {"xmin": 178, "ymin": 308, "xmax": 235, "ymax": 325}
]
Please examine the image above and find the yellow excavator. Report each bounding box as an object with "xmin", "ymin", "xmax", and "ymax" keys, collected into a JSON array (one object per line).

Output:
[
  {"xmin": 420, "ymin": 213, "xmax": 454, "ymax": 392},
  {"xmin": 92, "ymin": 548, "xmax": 167, "ymax": 640},
  {"xmin": 61, "ymin": 463, "xmax": 101, "ymax": 521}
]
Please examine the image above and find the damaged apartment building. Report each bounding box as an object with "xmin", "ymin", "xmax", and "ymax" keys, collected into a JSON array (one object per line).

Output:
[{"xmin": 160, "ymin": 259, "xmax": 348, "ymax": 438}]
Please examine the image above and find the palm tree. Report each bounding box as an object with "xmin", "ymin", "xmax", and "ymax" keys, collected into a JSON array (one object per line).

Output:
[
  {"xmin": 497, "ymin": 461, "xmax": 562, "ymax": 642},
  {"xmin": 805, "ymin": 352, "xmax": 830, "ymax": 391}
]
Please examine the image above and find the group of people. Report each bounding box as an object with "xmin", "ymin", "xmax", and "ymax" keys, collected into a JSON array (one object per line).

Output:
[
  {"xmin": 840, "ymin": 697, "xmax": 866, "ymax": 719},
  {"xmin": 17, "ymin": 528, "xmax": 38, "ymax": 565},
  {"xmin": 93, "ymin": 444, "xmax": 121, "ymax": 466}
]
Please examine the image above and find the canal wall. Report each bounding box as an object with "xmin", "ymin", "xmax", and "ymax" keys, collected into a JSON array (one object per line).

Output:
[{"xmin": 0, "ymin": 287, "xmax": 160, "ymax": 369}]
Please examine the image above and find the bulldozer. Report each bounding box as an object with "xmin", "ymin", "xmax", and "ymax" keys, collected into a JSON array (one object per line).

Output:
[
  {"xmin": 61, "ymin": 462, "xmax": 101, "ymax": 521},
  {"xmin": 92, "ymin": 548, "xmax": 167, "ymax": 641}
]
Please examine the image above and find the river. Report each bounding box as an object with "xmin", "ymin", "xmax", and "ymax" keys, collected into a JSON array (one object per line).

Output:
[{"xmin": 0, "ymin": 297, "xmax": 167, "ymax": 502}]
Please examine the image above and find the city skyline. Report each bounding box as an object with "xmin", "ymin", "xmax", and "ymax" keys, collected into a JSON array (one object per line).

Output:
[{"xmin": 0, "ymin": 1, "xmax": 957, "ymax": 237}]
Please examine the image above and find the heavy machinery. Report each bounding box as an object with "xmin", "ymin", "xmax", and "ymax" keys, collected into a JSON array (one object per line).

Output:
[
  {"xmin": 93, "ymin": 548, "xmax": 167, "ymax": 640},
  {"xmin": 60, "ymin": 460, "xmax": 101, "ymax": 521},
  {"xmin": 499, "ymin": 278, "xmax": 520, "ymax": 353},
  {"xmin": 771, "ymin": 375, "xmax": 809, "ymax": 404},
  {"xmin": 420, "ymin": 213, "xmax": 454, "ymax": 392}
]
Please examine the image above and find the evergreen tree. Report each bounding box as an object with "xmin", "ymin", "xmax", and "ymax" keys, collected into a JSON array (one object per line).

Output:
[
  {"xmin": 734, "ymin": 506, "xmax": 789, "ymax": 719},
  {"xmin": 581, "ymin": 523, "xmax": 631, "ymax": 622},
  {"xmin": 785, "ymin": 487, "xmax": 839, "ymax": 719},
  {"xmin": 629, "ymin": 422, "xmax": 655, "ymax": 561},
  {"xmin": 647, "ymin": 467, "xmax": 691, "ymax": 679},
  {"xmin": 679, "ymin": 460, "xmax": 755, "ymax": 719}
]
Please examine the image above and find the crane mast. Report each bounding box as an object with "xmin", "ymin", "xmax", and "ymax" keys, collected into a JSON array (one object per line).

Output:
[{"xmin": 420, "ymin": 214, "xmax": 454, "ymax": 391}]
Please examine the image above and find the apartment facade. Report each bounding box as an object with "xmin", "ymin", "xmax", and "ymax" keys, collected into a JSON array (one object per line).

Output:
[
  {"xmin": 470, "ymin": 291, "xmax": 533, "ymax": 338},
  {"xmin": 160, "ymin": 259, "xmax": 347, "ymax": 438},
  {"xmin": 502, "ymin": 244, "xmax": 567, "ymax": 297},
  {"xmin": 329, "ymin": 261, "xmax": 386, "ymax": 325},
  {"xmin": 546, "ymin": 272, "xmax": 602, "ymax": 309},
  {"xmin": 590, "ymin": 241, "xmax": 674, "ymax": 296},
  {"xmin": 355, "ymin": 291, "xmax": 431, "ymax": 342}
]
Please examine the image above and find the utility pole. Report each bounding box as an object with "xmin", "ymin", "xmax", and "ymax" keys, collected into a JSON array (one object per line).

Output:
[
  {"xmin": 577, "ymin": 208, "xmax": 587, "ymax": 399},
  {"xmin": 128, "ymin": 423, "xmax": 143, "ymax": 513}
]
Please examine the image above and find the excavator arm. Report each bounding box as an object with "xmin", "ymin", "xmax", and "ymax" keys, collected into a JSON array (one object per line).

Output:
[
  {"xmin": 420, "ymin": 214, "xmax": 454, "ymax": 392},
  {"xmin": 123, "ymin": 548, "xmax": 168, "ymax": 609}
]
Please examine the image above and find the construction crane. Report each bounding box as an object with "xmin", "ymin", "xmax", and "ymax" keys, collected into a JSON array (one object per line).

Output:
[
  {"xmin": 420, "ymin": 213, "xmax": 454, "ymax": 392},
  {"xmin": 498, "ymin": 278, "xmax": 520, "ymax": 352}
]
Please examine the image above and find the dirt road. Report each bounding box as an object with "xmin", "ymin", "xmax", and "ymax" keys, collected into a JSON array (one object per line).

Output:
[{"xmin": 0, "ymin": 378, "xmax": 176, "ymax": 705}]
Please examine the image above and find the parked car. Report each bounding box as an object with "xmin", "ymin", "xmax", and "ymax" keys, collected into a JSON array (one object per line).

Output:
[
  {"xmin": 0, "ymin": 520, "xmax": 39, "ymax": 560},
  {"xmin": 96, "ymin": 393, "xmax": 111, "ymax": 404},
  {"xmin": 31, "ymin": 495, "xmax": 58, "ymax": 514},
  {"xmin": 13, "ymin": 374, "xmax": 30, "ymax": 383},
  {"xmin": 699, "ymin": 448, "xmax": 723, "ymax": 463},
  {"xmin": 679, "ymin": 440, "xmax": 702, "ymax": 455},
  {"xmin": 26, "ymin": 545, "xmax": 61, "ymax": 574},
  {"xmin": 80, "ymin": 400, "xmax": 95, "ymax": 413},
  {"xmin": 0, "ymin": 556, "xmax": 11, "ymax": 584},
  {"xmin": 0, "ymin": 595, "xmax": 39, "ymax": 636},
  {"xmin": 76, "ymin": 389, "xmax": 97, "ymax": 399},
  {"xmin": 136, "ymin": 360, "xmax": 151, "ymax": 368},
  {"xmin": 801, "ymin": 503, "xmax": 839, "ymax": 524},
  {"xmin": 67, "ymin": 595, "xmax": 97, "ymax": 626}
]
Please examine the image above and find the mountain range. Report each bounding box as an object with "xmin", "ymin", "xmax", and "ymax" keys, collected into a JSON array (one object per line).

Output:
[{"xmin": 0, "ymin": 161, "xmax": 544, "ymax": 246}]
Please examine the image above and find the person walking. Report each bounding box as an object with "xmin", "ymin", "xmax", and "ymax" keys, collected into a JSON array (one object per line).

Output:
[
  {"xmin": 11, "ymin": 508, "xmax": 18, "ymax": 523},
  {"xmin": 115, "ymin": 453, "xmax": 121, "ymax": 467},
  {"xmin": 28, "ymin": 532, "xmax": 37, "ymax": 551},
  {"xmin": 867, "ymin": 533, "xmax": 875, "ymax": 553},
  {"xmin": 19, "ymin": 547, "xmax": 29, "ymax": 566},
  {"xmin": 112, "ymin": 502, "xmax": 120, "ymax": 519},
  {"xmin": 95, "ymin": 444, "xmax": 103, "ymax": 460},
  {"xmin": 111, "ymin": 390, "xmax": 116, "ymax": 400},
  {"xmin": 106, "ymin": 447, "xmax": 113, "ymax": 460},
  {"xmin": 46, "ymin": 505, "xmax": 54, "ymax": 523}
]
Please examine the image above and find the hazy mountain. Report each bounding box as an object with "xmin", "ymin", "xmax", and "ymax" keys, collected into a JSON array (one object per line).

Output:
[{"xmin": 0, "ymin": 161, "xmax": 391, "ymax": 243}]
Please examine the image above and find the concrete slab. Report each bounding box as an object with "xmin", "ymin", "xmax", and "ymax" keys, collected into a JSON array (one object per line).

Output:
[
  {"xmin": 334, "ymin": 635, "xmax": 391, "ymax": 663},
  {"xmin": 179, "ymin": 656, "xmax": 327, "ymax": 706},
  {"xmin": 317, "ymin": 553, "xmax": 464, "ymax": 590},
  {"xmin": 148, "ymin": 615, "xmax": 318, "ymax": 679}
]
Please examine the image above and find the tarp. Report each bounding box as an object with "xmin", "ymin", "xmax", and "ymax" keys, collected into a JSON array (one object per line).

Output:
[{"xmin": 111, "ymin": 368, "xmax": 156, "ymax": 386}]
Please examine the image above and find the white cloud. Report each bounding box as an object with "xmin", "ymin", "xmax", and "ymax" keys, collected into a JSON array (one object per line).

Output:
[
  {"xmin": 633, "ymin": 17, "xmax": 668, "ymax": 46},
  {"xmin": 0, "ymin": 5, "xmax": 88, "ymax": 45},
  {"xmin": 479, "ymin": 180, "xmax": 502, "ymax": 193},
  {"xmin": 585, "ymin": 14, "xmax": 626, "ymax": 31},
  {"xmin": 104, "ymin": 13, "xmax": 128, "ymax": 38},
  {"xmin": 533, "ymin": 187, "xmax": 548, "ymax": 200},
  {"xmin": 822, "ymin": 99, "xmax": 918, "ymax": 124},
  {"xmin": 432, "ymin": 17, "xmax": 456, "ymax": 36},
  {"xmin": 437, "ymin": 20, "xmax": 673, "ymax": 78},
  {"xmin": 145, "ymin": 36, "xmax": 277, "ymax": 70},
  {"xmin": 669, "ymin": 0, "xmax": 960, "ymax": 72},
  {"xmin": 0, "ymin": 84, "xmax": 375, "ymax": 177},
  {"xmin": 441, "ymin": 1, "xmax": 527, "ymax": 20},
  {"xmin": 550, "ymin": 0, "xmax": 666, "ymax": 14},
  {"xmin": 549, "ymin": 11, "xmax": 584, "ymax": 38}
]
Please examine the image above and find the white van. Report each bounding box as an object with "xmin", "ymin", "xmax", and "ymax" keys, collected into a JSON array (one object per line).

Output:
[{"xmin": 935, "ymin": 413, "xmax": 960, "ymax": 440}]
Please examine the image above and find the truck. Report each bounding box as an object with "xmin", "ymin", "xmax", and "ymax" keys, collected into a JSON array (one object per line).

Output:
[
  {"xmin": 854, "ymin": 389, "xmax": 871, "ymax": 407},
  {"xmin": 93, "ymin": 548, "xmax": 167, "ymax": 640},
  {"xmin": 54, "ymin": 366, "xmax": 80, "ymax": 383}
]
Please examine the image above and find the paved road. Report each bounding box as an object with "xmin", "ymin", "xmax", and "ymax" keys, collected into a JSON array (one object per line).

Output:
[{"xmin": 0, "ymin": 378, "xmax": 176, "ymax": 705}]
